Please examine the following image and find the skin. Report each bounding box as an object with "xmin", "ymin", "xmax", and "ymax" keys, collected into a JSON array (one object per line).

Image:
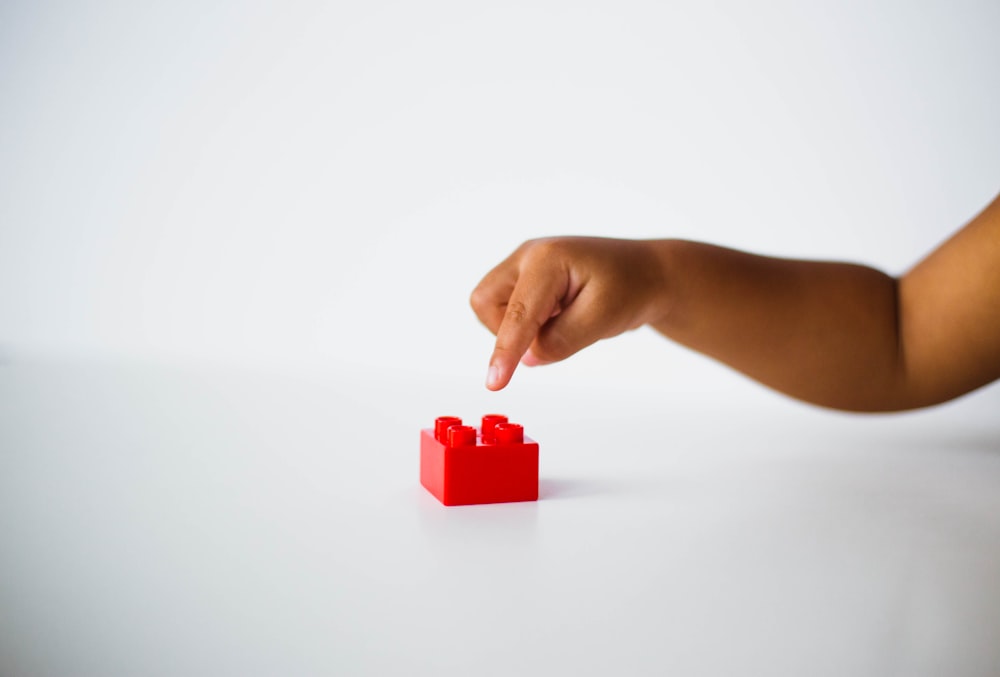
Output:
[{"xmin": 470, "ymin": 192, "xmax": 1000, "ymax": 412}]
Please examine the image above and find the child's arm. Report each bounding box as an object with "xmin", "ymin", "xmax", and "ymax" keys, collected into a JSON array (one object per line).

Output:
[{"xmin": 470, "ymin": 193, "xmax": 1000, "ymax": 411}]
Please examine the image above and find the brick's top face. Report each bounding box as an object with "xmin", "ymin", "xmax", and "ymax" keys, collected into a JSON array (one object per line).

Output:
[{"xmin": 429, "ymin": 415, "xmax": 536, "ymax": 448}]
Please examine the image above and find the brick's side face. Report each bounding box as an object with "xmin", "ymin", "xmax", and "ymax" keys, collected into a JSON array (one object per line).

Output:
[
  {"xmin": 419, "ymin": 429, "xmax": 446, "ymax": 503},
  {"xmin": 447, "ymin": 441, "xmax": 539, "ymax": 505}
]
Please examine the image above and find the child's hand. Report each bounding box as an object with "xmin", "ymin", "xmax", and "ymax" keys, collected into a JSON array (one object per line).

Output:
[
  {"xmin": 470, "ymin": 237, "xmax": 670, "ymax": 390},
  {"xmin": 471, "ymin": 192, "xmax": 1000, "ymax": 409}
]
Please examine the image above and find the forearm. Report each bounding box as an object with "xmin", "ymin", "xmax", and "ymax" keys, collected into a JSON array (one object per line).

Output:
[{"xmin": 648, "ymin": 240, "xmax": 909, "ymax": 411}]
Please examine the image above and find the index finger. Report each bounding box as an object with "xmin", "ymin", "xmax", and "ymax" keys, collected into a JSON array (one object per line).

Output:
[
  {"xmin": 470, "ymin": 257, "xmax": 519, "ymax": 335},
  {"xmin": 486, "ymin": 264, "xmax": 569, "ymax": 390}
]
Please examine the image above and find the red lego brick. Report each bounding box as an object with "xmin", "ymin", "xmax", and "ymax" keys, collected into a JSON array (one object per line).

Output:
[{"xmin": 420, "ymin": 414, "xmax": 539, "ymax": 506}]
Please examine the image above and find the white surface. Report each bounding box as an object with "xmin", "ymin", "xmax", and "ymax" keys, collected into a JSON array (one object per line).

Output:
[{"xmin": 2, "ymin": 355, "xmax": 1000, "ymax": 676}]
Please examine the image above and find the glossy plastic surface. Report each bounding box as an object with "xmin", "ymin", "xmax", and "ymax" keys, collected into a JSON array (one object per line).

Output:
[{"xmin": 420, "ymin": 414, "xmax": 539, "ymax": 506}]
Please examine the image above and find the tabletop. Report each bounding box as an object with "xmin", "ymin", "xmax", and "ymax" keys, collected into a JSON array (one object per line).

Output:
[{"xmin": 2, "ymin": 355, "xmax": 1000, "ymax": 676}]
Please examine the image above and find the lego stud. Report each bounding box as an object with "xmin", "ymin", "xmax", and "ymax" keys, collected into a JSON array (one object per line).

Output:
[
  {"xmin": 480, "ymin": 414, "xmax": 508, "ymax": 443},
  {"xmin": 494, "ymin": 422, "xmax": 524, "ymax": 444},
  {"xmin": 435, "ymin": 416, "xmax": 462, "ymax": 443},
  {"xmin": 448, "ymin": 425, "xmax": 477, "ymax": 447}
]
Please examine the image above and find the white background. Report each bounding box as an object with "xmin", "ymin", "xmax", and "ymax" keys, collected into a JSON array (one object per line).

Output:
[{"xmin": 2, "ymin": 0, "xmax": 999, "ymax": 394}]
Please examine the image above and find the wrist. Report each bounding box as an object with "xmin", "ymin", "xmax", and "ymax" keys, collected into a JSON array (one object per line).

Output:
[{"xmin": 641, "ymin": 239, "xmax": 684, "ymax": 332}]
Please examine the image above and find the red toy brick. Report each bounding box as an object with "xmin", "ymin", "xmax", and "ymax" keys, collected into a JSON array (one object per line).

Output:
[{"xmin": 420, "ymin": 414, "xmax": 539, "ymax": 506}]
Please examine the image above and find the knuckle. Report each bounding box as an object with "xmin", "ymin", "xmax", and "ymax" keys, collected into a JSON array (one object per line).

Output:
[
  {"xmin": 504, "ymin": 300, "xmax": 531, "ymax": 325},
  {"xmin": 516, "ymin": 237, "xmax": 545, "ymax": 253},
  {"xmin": 469, "ymin": 285, "xmax": 488, "ymax": 310},
  {"xmin": 493, "ymin": 340, "xmax": 514, "ymax": 356},
  {"xmin": 522, "ymin": 237, "xmax": 563, "ymax": 262}
]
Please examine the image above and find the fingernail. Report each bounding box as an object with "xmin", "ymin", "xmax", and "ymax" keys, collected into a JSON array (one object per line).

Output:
[{"xmin": 486, "ymin": 364, "xmax": 500, "ymax": 389}]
